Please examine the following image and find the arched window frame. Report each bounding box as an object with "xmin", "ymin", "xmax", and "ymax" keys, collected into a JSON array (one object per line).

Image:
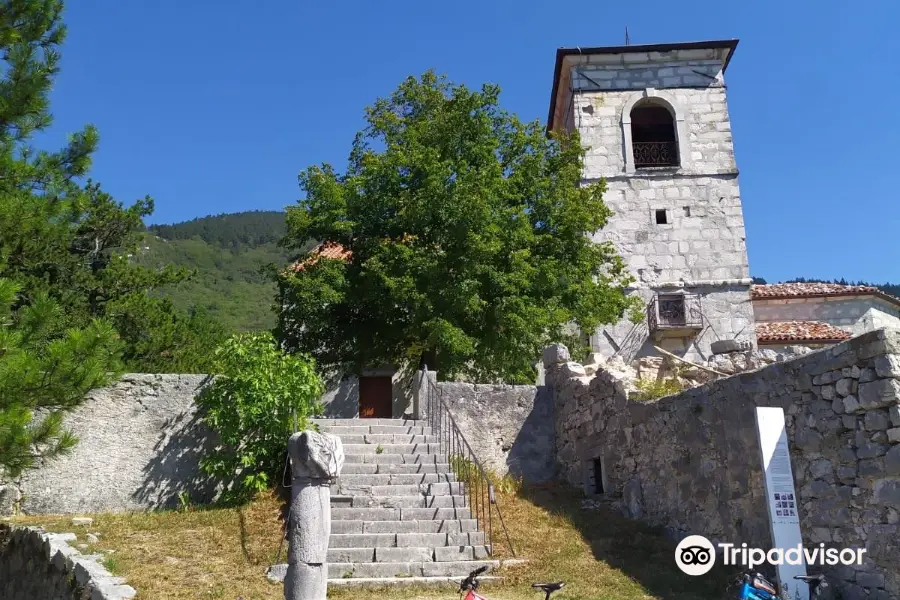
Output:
[{"xmin": 621, "ymin": 89, "xmax": 689, "ymax": 174}]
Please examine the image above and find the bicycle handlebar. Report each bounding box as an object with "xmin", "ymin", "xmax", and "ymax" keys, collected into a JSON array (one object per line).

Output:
[{"xmin": 459, "ymin": 566, "xmax": 490, "ymax": 591}]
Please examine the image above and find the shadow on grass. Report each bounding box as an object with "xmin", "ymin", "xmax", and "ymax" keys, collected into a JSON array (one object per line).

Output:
[{"xmin": 520, "ymin": 484, "xmax": 740, "ymax": 600}]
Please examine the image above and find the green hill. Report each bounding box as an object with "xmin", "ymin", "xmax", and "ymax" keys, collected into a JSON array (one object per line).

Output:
[{"xmin": 137, "ymin": 211, "xmax": 301, "ymax": 333}]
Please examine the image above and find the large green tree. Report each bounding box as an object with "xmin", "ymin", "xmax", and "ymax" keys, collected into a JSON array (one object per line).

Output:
[
  {"xmin": 277, "ymin": 72, "xmax": 638, "ymax": 383},
  {"xmin": 0, "ymin": 0, "xmax": 225, "ymax": 373}
]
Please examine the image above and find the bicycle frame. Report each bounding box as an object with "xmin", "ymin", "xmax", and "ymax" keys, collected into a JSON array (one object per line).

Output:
[
  {"xmin": 462, "ymin": 591, "xmax": 488, "ymax": 600},
  {"xmin": 740, "ymin": 581, "xmax": 781, "ymax": 600}
]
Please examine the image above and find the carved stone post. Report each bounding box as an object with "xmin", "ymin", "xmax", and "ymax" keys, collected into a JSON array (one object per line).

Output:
[{"xmin": 285, "ymin": 430, "xmax": 344, "ymax": 600}]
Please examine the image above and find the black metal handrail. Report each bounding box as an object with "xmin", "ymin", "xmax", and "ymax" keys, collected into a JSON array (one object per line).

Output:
[
  {"xmin": 648, "ymin": 293, "xmax": 703, "ymax": 332},
  {"xmin": 633, "ymin": 141, "xmax": 678, "ymax": 168},
  {"xmin": 421, "ymin": 367, "xmax": 515, "ymax": 558}
]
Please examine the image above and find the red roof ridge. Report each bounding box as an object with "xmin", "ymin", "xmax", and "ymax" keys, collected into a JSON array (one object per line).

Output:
[
  {"xmin": 756, "ymin": 320, "xmax": 853, "ymax": 343},
  {"xmin": 751, "ymin": 282, "xmax": 900, "ymax": 308},
  {"xmin": 287, "ymin": 241, "xmax": 352, "ymax": 273}
]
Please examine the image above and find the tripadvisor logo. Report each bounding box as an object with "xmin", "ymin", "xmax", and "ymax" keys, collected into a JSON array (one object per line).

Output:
[
  {"xmin": 675, "ymin": 535, "xmax": 868, "ymax": 576},
  {"xmin": 675, "ymin": 536, "xmax": 716, "ymax": 576}
]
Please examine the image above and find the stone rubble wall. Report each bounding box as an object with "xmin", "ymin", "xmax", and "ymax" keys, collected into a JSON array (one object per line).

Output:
[
  {"xmin": 0, "ymin": 525, "xmax": 136, "ymax": 600},
  {"xmin": 436, "ymin": 382, "xmax": 555, "ymax": 483},
  {"xmin": 547, "ymin": 329, "xmax": 900, "ymax": 600},
  {"xmin": 1, "ymin": 374, "xmax": 220, "ymax": 515}
]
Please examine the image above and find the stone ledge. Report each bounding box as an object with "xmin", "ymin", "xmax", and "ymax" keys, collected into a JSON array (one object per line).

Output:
[{"xmin": 0, "ymin": 524, "xmax": 136, "ymax": 599}]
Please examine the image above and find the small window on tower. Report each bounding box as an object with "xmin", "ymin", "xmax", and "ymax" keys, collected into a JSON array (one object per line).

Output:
[
  {"xmin": 683, "ymin": 206, "xmax": 691, "ymax": 217},
  {"xmin": 655, "ymin": 209, "xmax": 668, "ymax": 225}
]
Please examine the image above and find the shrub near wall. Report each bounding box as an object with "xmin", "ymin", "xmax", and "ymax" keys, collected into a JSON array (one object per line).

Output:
[{"xmin": 547, "ymin": 329, "xmax": 900, "ymax": 599}]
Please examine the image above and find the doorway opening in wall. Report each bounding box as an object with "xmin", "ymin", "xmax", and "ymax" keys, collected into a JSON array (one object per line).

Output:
[
  {"xmin": 358, "ymin": 376, "xmax": 393, "ymax": 418},
  {"xmin": 593, "ymin": 457, "xmax": 604, "ymax": 494}
]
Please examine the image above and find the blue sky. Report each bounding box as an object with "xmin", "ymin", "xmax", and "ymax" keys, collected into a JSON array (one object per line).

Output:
[{"xmin": 39, "ymin": 0, "xmax": 899, "ymax": 283}]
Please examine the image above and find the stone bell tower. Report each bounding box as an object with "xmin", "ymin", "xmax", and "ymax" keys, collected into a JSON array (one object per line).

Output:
[{"xmin": 547, "ymin": 39, "xmax": 756, "ymax": 363}]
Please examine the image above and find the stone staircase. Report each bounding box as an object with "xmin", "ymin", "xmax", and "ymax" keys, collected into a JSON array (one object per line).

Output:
[{"xmin": 312, "ymin": 418, "xmax": 499, "ymax": 584}]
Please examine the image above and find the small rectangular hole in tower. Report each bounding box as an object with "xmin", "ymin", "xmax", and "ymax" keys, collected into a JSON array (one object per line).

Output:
[
  {"xmin": 593, "ymin": 457, "xmax": 604, "ymax": 494},
  {"xmin": 683, "ymin": 206, "xmax": 691, "ymax": 217},
  {"xmin": 655, "ymin": 209, "xmax": 668, "ymax": 225}
]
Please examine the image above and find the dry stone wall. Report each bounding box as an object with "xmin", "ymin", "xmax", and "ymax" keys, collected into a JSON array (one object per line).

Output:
[
  {"xmin": 548, "ymin": 329, "xmax": 900, "ymax": 599},
  {"xmin": 0, "ymin": 525, "xmax": 136, "ymax": 600}
]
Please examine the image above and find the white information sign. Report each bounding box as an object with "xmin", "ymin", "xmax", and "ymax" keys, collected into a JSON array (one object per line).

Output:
[{"xmin": 755, "ymin": 407, "xmax": 809, "ymax": 600}]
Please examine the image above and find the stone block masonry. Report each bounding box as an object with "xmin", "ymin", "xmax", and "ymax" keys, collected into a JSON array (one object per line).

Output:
[
  {"xmin": 548, "ymin": 328, "xmax": 900, "ymax": 599},
  {"xmin": 0, "ymin": 525, "xmax": 136, "ymax": 599},
  {"xmin": 557, "ymin": 44, "xmax": 756, "ymax": 362}
]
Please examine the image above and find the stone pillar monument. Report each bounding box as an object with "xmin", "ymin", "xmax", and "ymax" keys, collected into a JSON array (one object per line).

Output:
[{"xmin": 285, "ymin": 430, "xmax": 344, "ymax": 600}]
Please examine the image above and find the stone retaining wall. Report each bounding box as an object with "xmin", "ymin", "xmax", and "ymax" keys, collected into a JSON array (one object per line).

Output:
[
  {"xmin": 436, "ymin": 382, "xmax": 554, "ymax": 483},
  {"xmin": 547, "ymin": 329, "xmax": 900, "ymax": 599},
  {"xmin": 1, "ymin": 374, "xmax": 219, "ymax": 515},
  {"xmin": 0, "ymin": 371, "xmax": 553, "ymax": 515},
  {"xmin": 0, "ymin": 525, "xmax": 136, "ymax": 599}
]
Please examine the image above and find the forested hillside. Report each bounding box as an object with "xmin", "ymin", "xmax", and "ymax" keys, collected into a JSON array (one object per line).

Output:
[{"xmin": 139, "ymin": 211, "xmax": 311, "ymax": 332}]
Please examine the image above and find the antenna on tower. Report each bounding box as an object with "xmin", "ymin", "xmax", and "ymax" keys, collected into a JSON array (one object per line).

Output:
[{"xmin": 625, "ymin": 26, "xmax": 631, "ymax": 45}]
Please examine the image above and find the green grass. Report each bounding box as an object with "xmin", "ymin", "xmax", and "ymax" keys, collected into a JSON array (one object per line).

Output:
[{"xmin": 10, "ymin": 485, "xmax": 739, "ymax": 599}]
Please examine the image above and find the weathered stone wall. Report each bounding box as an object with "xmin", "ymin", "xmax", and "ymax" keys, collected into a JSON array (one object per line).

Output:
[
  {"xmin": 436, "ymin": 382, "xmax": 555, "ymax": 483},
  {"xmin": 754, "ymin": 296, "xmax": 900, "ymax": 337},
  {"xmin": 0, "ymin": 525, "xmax": 136, "ymax": 599},
  {"xmin": 549, "ymin": 329, "xmax": 900, "ymax": 599},
  {"xmin": 557, "ymin": 47, "xmax": 755, "ymax": 362},
  {"xmin": 1, "ymin": 374, "xmax": 220, "ymax": 515}
]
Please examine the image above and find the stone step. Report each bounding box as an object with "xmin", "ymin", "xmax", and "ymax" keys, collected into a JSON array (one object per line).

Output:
[
  {"xmin": 327, "ymin": 575, "xmax": 503, "ymax": 589},
  {"xmin": 334, "ymin": 482, "xmax": 465, "ymax": 496},
  {"xmin": 328, "ymin": 560, "xmax": 498, "ymax": 579},
  {"xmin": 329, "ymin": 532, "xmax": 485, "ymax": 549},
  {"xmin": 331, "ymin": 434, "xmax": 439, "ymax": 445},
  {"xmin": 336, "ymin": 473, "xmax": 456, "ymax": 487},
  {"xmin": 312, "ymin": 418, "xmax": 423, "ymax": 427},
  {"xmin": 343, "ymin": 454, "xmax": 448, "ymax": 465},
  {"xmin": 327, "ymin": 545, "xmax": 490, "ymax": 564},
  {"xmin": 332, "ymin": 507, "xmax": 472, "ymax": 521},
  {"xmin": 342, "ymin": 443, "xmax": 443, "ymax": 455},
  {"xmin": 331, "ymin": 519, "xmax": 479, "ymax": 535},
  {"xmin": 341, "ymin": 463, "xmax": 452, "ymax": 475},
  {"xmin": 319, "ymin": 425, "xmax": 433, "ymax": 436},
  {"xmin": 336, "ymin": 495, "xmax": 468, "ymax": 509}
]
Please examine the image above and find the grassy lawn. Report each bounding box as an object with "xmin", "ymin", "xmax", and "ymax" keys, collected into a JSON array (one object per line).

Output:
[{"xmin": 9, "ymin": 485, "xmax": 736, "ymax": 600}]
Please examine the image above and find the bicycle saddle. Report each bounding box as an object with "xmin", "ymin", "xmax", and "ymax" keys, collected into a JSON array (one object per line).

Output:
[{"xmin": 532, "ymin": 582, "xmax": 565, "ymax": 592}]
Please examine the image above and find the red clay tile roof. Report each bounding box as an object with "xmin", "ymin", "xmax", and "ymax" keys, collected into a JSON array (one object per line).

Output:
[
  {"xmin": 752, "ymin": 283, "xmax": 880, "ymax": 298},
  {"xmin": 288, "ymin": 242, "xmax": 352, "ymax": 273},
  {"xmin": 752, "ymin": 283, "xmax": 900, "ymax": 309},
  {"xmin": 756, "ymin": 321, "xmax": 852, "ymax": 344}
]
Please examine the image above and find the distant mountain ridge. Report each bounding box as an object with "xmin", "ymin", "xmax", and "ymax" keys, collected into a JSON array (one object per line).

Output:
[{"xmin": 148, "ymin": 210, "xmax": 287, "ymax": 249}]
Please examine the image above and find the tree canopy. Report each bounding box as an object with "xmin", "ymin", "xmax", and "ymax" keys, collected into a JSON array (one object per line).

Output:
[
  {"xmin": 0, "ymin": 278, "xmax": 123, "ymax": 477},
  {"xmin": 0, "ymin": 0, "xmax": 225, "ymax": 374},
  {"xmin": 277, "ymin": 72, "xmax": 638, "ymax": 383}
]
